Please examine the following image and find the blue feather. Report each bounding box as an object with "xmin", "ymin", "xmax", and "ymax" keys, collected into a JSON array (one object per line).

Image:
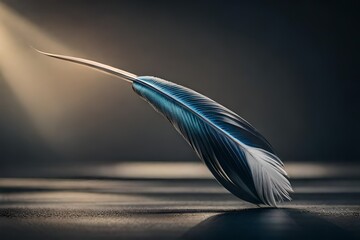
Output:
[{"xmin": 36, "ymin": 50, "xmax": 293, "ymax": 206}]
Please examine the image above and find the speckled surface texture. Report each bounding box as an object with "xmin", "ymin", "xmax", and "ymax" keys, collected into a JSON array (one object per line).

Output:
[{"xmin": 0, "ymin": 162, "xmax": 359, "ymax": 239}]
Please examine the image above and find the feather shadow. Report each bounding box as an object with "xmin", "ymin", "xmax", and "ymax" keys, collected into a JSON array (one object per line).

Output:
[{"xmin": 182, "ymin": 208, "xmax": 355, "ymax": 240}]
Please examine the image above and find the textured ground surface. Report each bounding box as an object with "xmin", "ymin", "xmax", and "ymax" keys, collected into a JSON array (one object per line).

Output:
[{"xmin": 0, "ymin": 162, "xmax": 359, "ymax": 240}]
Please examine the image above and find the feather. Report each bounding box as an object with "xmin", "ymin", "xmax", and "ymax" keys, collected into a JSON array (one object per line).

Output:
[{"xmin": 36, "ymin": 49, "xmax": 293, "ymax": 206}]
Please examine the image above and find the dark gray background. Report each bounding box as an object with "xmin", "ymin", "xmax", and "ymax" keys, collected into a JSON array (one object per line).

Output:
[{"xmin": 0, "ymin": 0, "xmax": 358, "ymax": 166}]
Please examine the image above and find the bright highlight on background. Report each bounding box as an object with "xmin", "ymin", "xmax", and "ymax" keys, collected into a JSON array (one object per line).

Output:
[{"xmin": 0, "ymin": 3, "xmax": 130, "ymax": 160}]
